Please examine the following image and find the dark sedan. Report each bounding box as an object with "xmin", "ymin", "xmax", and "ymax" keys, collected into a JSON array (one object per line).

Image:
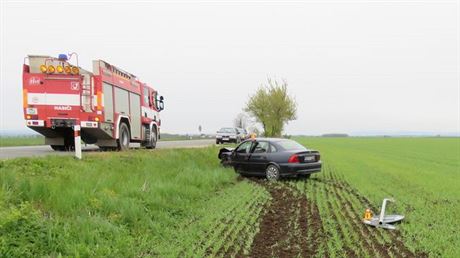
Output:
[{"xmin": 218, "ymin": 138, "xmax": 321, "ymax": 180}]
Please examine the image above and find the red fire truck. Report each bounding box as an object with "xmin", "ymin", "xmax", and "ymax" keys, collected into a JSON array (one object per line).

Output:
[{"xmin": 22, "ymin": 53, "xmax": 164, "ymax": 151}]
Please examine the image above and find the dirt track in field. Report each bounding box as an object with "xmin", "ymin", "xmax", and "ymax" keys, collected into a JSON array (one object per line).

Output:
[
  {"xmin": 247, "ymin": 182, "xmax": 319, "ymax": 257},
  {"xmin": 243, "ymin": 175, "xmax": 425, "ymax": 258}
]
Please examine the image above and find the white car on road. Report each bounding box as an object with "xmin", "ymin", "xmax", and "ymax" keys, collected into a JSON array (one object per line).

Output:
[{"xmin": 216, "ymin": 127, "xmax": 241, "ymax": 144}]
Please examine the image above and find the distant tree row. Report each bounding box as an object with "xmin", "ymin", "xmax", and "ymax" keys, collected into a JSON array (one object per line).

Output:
[{"xmin": 321, "ymin": 133, "xmax": 349, "ymax": 137}]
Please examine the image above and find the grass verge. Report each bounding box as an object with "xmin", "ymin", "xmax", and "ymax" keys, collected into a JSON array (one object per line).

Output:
[{"xmin": 0, "ymin": 147, "xmax": 261, "ymax": 257}]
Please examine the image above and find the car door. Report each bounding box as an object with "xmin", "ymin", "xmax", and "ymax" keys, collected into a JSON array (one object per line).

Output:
[
  {"xmin": 232, "ymin": 141, "xmax": 254, "ymax": 172},
  {"xmin": 246, "ymin": 141, "xmax": 270, "ymax": 174}
]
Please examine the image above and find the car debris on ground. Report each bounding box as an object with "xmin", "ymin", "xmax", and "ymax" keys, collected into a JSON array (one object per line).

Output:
[{"xmin": 363, "ymin": 198, "xmax": 405, "ymax": 230}]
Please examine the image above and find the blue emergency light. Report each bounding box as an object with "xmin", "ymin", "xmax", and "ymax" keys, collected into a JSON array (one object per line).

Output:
[{"xmin": 58, "ymin": 54, "xmax": 68, "ymax": 61}]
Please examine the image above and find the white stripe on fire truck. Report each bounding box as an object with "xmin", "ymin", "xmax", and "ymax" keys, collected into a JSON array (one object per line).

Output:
[
  {"xmin": 27, "ymin": 93, "xmax": 80, "ymax": 106},
  {"xmin": 141, "ymin": 106, "xmax": 159, "ymax": 120}
]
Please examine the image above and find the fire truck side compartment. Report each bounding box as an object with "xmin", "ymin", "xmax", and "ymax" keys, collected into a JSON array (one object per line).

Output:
[
  {"xmin": 103, "ymin": 83, "xmax": 114, "ymax": 122},
  {"xmin": 114, "ymin": 87, "xmax": 129, "ymax": 116},
  {"xmin": 129, "ymin": 93, "xmax": 141, "ymax": 139}
]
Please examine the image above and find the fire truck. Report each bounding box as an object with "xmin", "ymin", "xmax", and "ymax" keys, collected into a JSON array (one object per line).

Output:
[{"xmin": 22, "ymin": 53, "xmax": 164, "ymax": 151}]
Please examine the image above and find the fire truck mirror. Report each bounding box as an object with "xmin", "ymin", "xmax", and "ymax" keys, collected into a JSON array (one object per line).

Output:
[
  {"xmin": 159, "ymin": 100, "xmax": 165, "ymax": 111},
  {"xmin": 159, "ymin": 96, "xmax": 164, "ymax": 101},
  {"xmin": 149, "ymin": 93, "xmax": 155, "ymax": 108}
]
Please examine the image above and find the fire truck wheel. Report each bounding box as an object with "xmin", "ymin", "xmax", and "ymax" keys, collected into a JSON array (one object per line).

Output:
[
  {"xmin": 117, "ymin": 123, "xmax": 131, "ymax": 151},
  {"xmin": 146, "ymin": 129, "xmax": 157, "ymax": 149}
]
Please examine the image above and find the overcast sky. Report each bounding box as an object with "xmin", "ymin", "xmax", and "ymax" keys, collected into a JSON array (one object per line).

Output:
[{"xmin": 1, "ymin": 0, "xmax": 458, "ymax": 135}]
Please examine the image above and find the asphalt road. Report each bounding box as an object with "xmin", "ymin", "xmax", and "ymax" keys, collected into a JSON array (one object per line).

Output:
[{"xmin": 0, "ymin": 139, "xmax": 216, "ymax": 160}]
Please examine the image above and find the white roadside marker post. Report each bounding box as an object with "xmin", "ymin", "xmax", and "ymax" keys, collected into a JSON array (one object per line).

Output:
[{"xmin": 74, "ymin": 125, "xmax": 82, "ymax": 159}]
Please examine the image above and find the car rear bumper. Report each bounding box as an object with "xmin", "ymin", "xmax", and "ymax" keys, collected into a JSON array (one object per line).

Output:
[{"xmin": 279, "ymin": 161, "xmax": 322, "ymax": 175}]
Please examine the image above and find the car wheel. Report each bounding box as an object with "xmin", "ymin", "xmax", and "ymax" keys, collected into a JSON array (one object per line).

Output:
[
  {"xmin": 266, "ymin": 164, "xmax": 280, "ymax": 181},
  {"xmin": 220, "ymin": 156, "xmax": 231, "ymax": 167}
]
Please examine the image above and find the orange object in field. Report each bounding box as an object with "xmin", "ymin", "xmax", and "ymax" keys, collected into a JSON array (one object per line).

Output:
[{"xmin": 363, "ymin": 208, "xmax": 373, "ymax": 220}]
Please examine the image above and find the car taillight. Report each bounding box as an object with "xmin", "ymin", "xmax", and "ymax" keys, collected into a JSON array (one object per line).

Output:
[{"xmin": 288, "ymin": 154, "xmax": 300, "ymax": 163}]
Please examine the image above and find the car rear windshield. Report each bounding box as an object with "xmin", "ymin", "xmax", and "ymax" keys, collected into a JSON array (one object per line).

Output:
[
  {"xmin": 277, "ymin": 140, "xmax": 306, "ymax": 150},
  {"xmin": 218, "ymin": 128, "xmax": 235, "ymax": 133}
]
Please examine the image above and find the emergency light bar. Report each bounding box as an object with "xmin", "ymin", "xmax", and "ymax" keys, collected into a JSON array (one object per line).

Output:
[
  {"xmin": 39, "ymin": 64, "xmax": 79, "ymax": 74},
  {"xmin": 36, "ymin": 54, "xmax": 80, "ymax": 75}
]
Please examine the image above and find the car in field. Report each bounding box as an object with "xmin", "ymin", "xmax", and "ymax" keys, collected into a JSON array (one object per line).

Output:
[
  {"xmin": 236, "ymin": 128, "xmax": 248, "ymax": 140},
  {"xmin": 218, "ymin": 138, "xmax": 321, "ymax": 180},
  {"xmin": 216, "ymin": 127, "xmax": 242, "ymax": 144}
]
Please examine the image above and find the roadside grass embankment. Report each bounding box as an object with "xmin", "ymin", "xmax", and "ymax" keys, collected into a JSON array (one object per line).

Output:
[{"xmin": 0, "ymin": 147, "xmax": 270, "ymax": 257}]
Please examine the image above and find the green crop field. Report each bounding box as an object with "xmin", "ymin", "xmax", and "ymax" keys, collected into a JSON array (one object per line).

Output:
[
  {"xmin": 0, "ymin": 135, "xmax": 44, "ymax": 147},
  {"xmin": 293, "ymin": 137, "xmax": 460, "ymax": 257},
  {"xmin": 0, "ymin": 137, "xmax": 459, "ymax": 257}
]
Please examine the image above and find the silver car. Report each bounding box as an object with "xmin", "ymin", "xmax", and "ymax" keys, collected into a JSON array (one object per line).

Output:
[
  {"xmin": 216, "ymin": 127, "xmax": 241, "ymax": 144},
  {"xmin": 236, "ymin": 128, "xmax": 248, "ymax": 140}
]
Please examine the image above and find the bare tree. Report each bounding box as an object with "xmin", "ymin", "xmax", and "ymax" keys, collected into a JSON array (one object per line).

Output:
[{"xmin": 233, "ymin": 113, "xmax": 248, "ymax": 129}]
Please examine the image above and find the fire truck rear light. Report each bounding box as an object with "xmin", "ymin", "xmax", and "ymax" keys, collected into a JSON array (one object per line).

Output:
[
  {"xmin": 26, "ymin": 115, "xmax": 31, "ymax": 119},
  {"xmin": 81, "ymin": 121, "xmax": 98, "ymax": 128},
  {"xmin": 40, "ymin": 65, "xmax": 47, "ymax": 73},
  {"xmin": 47, "ymin": 65, "xmax": 55, "ymax": 73},
  {"xmin": 57, "ymin": 65, "xmax": 64, "ymax": 73},
  {"xmin": 26, "ymin": 120, "xmax": 44, "ymax": 127},
  {"xmin": 64, "ymin": 66, "xmax": 71, "ymax": 74},
  {"xmin": 95, "ymin": 117, "xmax": 100, "ymax": 122},
  {"xmin": 71, "ymin": 66, "xmax": 79, "ymax": 74}
]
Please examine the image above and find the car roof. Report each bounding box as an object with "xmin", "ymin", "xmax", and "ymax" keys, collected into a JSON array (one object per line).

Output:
[{"xmin": 248, "ymin": 137, "xmax": 288, "ymax": 142}]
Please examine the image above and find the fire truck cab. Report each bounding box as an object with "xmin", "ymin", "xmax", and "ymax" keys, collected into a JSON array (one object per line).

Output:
[{"xmin": 22, "ymin": 53, "xmax": 164, "ymax": 151}]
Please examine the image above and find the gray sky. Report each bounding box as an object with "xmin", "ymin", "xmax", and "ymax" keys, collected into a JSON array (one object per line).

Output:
[{"xmin": 1, "ymin": 1, "xmax": 459, "ymax": 135}]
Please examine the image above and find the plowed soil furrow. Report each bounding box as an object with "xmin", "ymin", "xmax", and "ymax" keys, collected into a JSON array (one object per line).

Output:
[
  {"xmin": 248, "ymin": 181, "xmax": 323, "ymax": 258},
  {"xmin": 288, "ymin": 181, "xmax": 327, "ymax": 257}
]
